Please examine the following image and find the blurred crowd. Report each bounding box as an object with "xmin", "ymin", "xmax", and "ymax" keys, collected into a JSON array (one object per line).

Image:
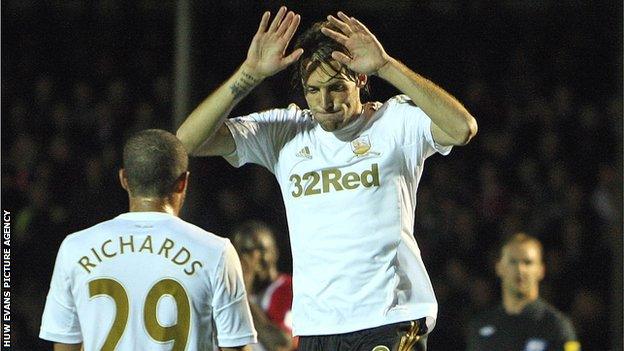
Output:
[{"xmin": 2, "ymin": 1, "xmax": 621, "ymax": 350}]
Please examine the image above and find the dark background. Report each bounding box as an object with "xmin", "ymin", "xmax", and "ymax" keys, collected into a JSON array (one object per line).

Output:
[{"xmin": 2, "ymin": 1, "xmax": 622, "ymax": 349}]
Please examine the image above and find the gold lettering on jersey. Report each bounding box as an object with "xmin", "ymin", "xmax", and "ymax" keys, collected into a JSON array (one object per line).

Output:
[
  {"xmin": 77, "ymin": 235, "xmax": 204, "ymax": 276},
  {"xmin": 290, "ymin": 163, "xmax": 380, "ymax": 198},
  {"xmin": 90, "ymin": 248, "xmax": 103, "ymax": 262},
  {"xmin": 139, "ymin": 235, "xmax": 153, "ymax": 253},
  {"xmin": 78, "ymin": 256, "xmax": 97, "ymax": 273},
  {"xmin": 361, "ymin": 164, "xmax": 380, "ymax": 187},
  {"xmin": 102, "ymin": 239, "xmax": 117, "ymax": 257},
  {"xmin": 119, "ymin": 235, "xmax": 135, "ymax": 254},
  {"xmin": 322, "ymin": 168, "xmax": 342, "ymax": 193},
  {"xmin": 184, "ymin": 261, "xmax": 203, "ymax": 276},
  {"xmin": 303, "ymin": 172, "xmax": 321, "ymax": 196},
  {"xmin": 158, "ymin": 239, "xmax": 174, "ymax": 258},
  {"xmin": 342, "ymin": 172, "xmax": 360, "ymax": 189},
  {"xmin": 172, "ymin": 247, "xmax": 191, "ymax": 265}
]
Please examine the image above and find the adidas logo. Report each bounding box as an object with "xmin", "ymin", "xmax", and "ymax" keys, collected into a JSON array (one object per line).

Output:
[{"xmin": 296, "ymin": 146, "xmax": 312, "ymax": 159}]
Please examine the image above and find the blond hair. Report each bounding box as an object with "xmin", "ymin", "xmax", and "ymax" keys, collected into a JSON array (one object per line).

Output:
[{"xmin": 500, "ymin": 232, "xmax": 544, "ymax": 259}]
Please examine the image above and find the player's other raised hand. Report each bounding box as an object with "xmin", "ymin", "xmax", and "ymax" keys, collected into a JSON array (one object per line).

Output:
[
  {"xmin": 321, "ymin": 12, "xmax": 391, "ymax": 76},
  {"xmin": 243, "ymin": 6, "xmax": 303, "ymax": 80}
]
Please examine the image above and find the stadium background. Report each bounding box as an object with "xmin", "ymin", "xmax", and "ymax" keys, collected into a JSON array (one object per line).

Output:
[{"xmin": 2, "ymin": 1, "xmax": 622, "ymax": 349}]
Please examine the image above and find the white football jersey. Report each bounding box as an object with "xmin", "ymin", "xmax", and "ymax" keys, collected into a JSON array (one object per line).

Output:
[
  {"xmin": 40, "ymin": 212, "xmax": 257, "ymax": 350},
  {"xmin": 224, "ymin": 95, "xmax": 451, "ymax": 336}
]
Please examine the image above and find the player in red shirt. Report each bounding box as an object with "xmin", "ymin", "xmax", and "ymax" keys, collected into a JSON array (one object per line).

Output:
[{"xmin": 233, "ymin": 220, "xmax": 297, "ymax": 350}]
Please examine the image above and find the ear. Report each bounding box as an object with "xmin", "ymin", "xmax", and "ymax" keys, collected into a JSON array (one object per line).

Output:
[
  {"xmin": 119, "ymin": 169, "xmax": 129, "ymax": 191},
  {"xmin": 537, "ymin": 261, "xmax": 545, "ymax": 282},
  {"xmin": 174, "ymin": 171, "xmax": 190, "ymax": 194},
  {"xmin": 356, "ymin": 73, "xmax": 368, "ymax": 87}
]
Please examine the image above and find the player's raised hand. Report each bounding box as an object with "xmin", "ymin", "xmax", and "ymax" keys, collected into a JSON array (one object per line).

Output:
[
  {"xmin": 243, "ymin": 7, "xmax": 303, "ymax": 80},
  {"xmin": 321, "ymin": 12, "xmax": 390, "ymax": 76}
]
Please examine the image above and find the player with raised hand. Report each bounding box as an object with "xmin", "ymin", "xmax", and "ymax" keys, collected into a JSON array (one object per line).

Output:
[
  {"xmin": 178, "ymin": 8, "xmax": 477, "ymax": 350},
  {"xmin": 178, "ymin": 6, "xmax": 303, "ymax": 156},
  {"xmin": 320, "ymin": 11, "xmax": 477, "ymax": 145},
  {"xmin": 39, "ymin": 130, "xmax": 257, "ymax": 351}
]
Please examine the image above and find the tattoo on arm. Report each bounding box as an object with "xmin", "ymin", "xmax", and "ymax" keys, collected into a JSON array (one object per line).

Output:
[{"xmin": 229, "ymin": 72, "xmax": 259, "ymax": 99}]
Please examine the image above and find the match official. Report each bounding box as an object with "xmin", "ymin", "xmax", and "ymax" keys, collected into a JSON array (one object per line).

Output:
[{"xmin": 466, "ymin": 233, "xmax": 580, "ymax": 351}]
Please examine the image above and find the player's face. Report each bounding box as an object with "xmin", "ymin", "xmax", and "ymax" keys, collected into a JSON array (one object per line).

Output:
[
  {"xmin": 253, "ymin": 231, "xmax": 278, "ymax": 282},
  {"xmin": 496, "ymin": 242, "xmax": 545, "ymax": 298},
  {"xmin": 304, "ymin": 61, "xmax": 364, "ymax": 132}
]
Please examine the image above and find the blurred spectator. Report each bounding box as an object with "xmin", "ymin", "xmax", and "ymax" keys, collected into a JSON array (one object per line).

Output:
[
  {"xmin": 591, "ymin": 164, "xmax": 619, "ymax": 227},
  {"xmin": 232, "ymin": 220, "xmax": 295, "ymax": 351}
]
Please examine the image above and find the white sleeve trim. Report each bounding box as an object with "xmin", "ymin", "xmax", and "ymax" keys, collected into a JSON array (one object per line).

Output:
[
  {"xmin": 222, "ymin": 118, "xmax": 246, "ymax": 168},
  {"xmin": 39, "ymin": 329, "xmax": 83, "ymax": 344},
  {"xmin": 217, "ymin": 333, "xmax": 258, "ymax": 347},
  {"xmin": 425, "ymin": 118, "xmax": 453, "ymax": 156}
]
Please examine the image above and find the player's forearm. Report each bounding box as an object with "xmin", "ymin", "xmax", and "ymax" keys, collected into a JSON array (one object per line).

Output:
[
  {"xmin": 176, "ymin": 64, "xmax": 263, "ymax": 154},
  {"xmin": 249, "ymin": 302, "xmax": 293, "ymax": 350},
  {"xmin": 377, "ymin": 57, "xmax": 478, "ymax": 145}
]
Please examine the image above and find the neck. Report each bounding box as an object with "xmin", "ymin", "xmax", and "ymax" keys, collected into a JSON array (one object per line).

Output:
[
  {"xmin": 255, "ymin": 268, "xmax": 281, "ymax": 294},
  {"xmin": 331, "ymin": 102, "xmax": 367, "ymax": 135},
  {"xmin": 128, "ymin": 196, "xmax": 178, "ymax": 216},
  {"xmin": 345, "ymin": 101, "xmax": 365, "ymax": 125},
  {"xmin": 501, "ymin": 288, "xmax": 539, "ymax": 315}
]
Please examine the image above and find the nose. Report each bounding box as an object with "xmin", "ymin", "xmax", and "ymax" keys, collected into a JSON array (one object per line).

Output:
[
  {"xmin": 320, "ymin": 91, "xmax": 333, "ymax": 111},
  {"xmin": 516, "ymin": 262, "xmax": 529, "ymax": 274}
]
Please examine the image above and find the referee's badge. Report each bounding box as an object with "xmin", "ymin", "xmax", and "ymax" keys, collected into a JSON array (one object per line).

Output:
[
  {"xmin": 351, "ymin": 135, "xmax": 371, "ymax": 156},
  {"xmin": 524, "ymin": 338, "xmax": 547, "ymax": 351},
  {"xmin": 479, "ymin": 325, "xmax": 495, "ymax": 337}
]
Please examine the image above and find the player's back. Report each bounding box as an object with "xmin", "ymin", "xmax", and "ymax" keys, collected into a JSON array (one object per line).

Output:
[{"xmin": 41, "ymin": 212, "xmax": 255, "ymax": 351}]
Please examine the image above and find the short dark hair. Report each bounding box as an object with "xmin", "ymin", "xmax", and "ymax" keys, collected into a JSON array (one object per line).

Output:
[
  {"xmin": 231, "ymin": 220, "xmax": 275, "ymax": 253},
  {"xmin": 122, "ymin": 129, "xmax": 188, "ymax": 197},
  {"xmin": 292, "ymin": 21, "xmax": 370, "ymax": 96}
]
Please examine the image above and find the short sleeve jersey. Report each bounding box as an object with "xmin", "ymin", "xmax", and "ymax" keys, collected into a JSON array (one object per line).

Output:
[
  {"xmin": 40, "ymin": 212, "xmax": 257, "ymax": 350},
  {"xmin": 224, "ymin": 95, "xmax": 451, "ymax": 336},
  {"xmin": 466, "ymin": 299, "xmax": 580, "ymax": 351}
]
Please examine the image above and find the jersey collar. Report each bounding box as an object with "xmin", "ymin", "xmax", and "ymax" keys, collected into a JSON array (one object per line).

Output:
[{"xmin": 116, "ymin": 212, "xmax": 177, "ymax": 221}]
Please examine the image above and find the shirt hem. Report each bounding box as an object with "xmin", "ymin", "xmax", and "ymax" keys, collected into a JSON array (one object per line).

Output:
[
  {"xmin": 39, "ymin": 330, "xmax": 83, "ymax": 344},
  {"xmin": 293, "ymin": 309, "xmax": 437, "ymax": 336}
]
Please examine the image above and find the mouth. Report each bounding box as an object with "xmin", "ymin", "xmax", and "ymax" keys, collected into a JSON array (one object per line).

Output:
[
  {"xmin": 314, "ymin": 103, "xmax": 349, "ymax": 120},
  {"xmin": 313, "ymin": 110, "xmax": 343, "ymax": 120}
]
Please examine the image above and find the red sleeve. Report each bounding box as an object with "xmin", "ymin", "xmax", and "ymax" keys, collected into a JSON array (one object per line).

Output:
[{"xmin": 265, "ymin": 275, "xmax": 294, "ymax": 333}]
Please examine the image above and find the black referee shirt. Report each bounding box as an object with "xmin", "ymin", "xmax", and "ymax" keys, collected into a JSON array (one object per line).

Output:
[{"xmin": 466, "ymin": 298, "xmax": 580, "ymax": 351}]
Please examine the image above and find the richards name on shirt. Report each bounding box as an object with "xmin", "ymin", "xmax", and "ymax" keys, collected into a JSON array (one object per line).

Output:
[{"xmin": 77, "ymin": 234, "xmax": 203, "ymax": 276}]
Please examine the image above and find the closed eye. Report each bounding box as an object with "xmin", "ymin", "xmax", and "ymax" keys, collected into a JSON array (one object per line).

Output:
[{"xmin": 329, "ymin": 84, "xmax": 346, "ymax": 92}]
